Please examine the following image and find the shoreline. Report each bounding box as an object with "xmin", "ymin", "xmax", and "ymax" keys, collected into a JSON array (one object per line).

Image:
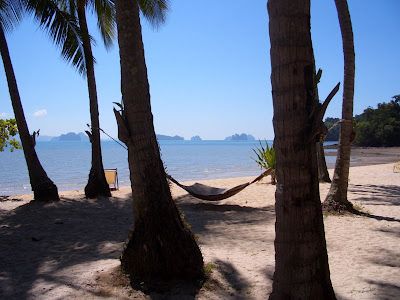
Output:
[
  {"xmin": 1, "ymin": 159, "xmax": 399, "ymax": 201},
  {"xmin": 1, "ymin": 146, "xmax": 399, "ymax": 197}
]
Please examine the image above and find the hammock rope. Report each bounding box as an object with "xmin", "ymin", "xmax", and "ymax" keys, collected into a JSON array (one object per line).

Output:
[{"xmin": 95, "ymin": 126, "xmax": 273, "ymax": 201}]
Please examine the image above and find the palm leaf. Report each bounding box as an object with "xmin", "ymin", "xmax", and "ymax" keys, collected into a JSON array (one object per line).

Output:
[
  {"xmin": 138, "ymin": 0, "xmax": 168, "ymax": 28},
  {"xmin": 0, "ymin": 0, "xmax": 24, "ymax": 32},
  {"xmin": 89, "ymin": 0, "xmax": 115, "ymax": 49},
  {"xmin": 25, "ymin": 0, "xmax": 87, "ymax": 74}
]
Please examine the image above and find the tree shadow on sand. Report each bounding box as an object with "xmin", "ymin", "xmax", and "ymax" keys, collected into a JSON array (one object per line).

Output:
[
  {"xmin": 364, "ymin": 280, "xmax": 400, "ymax": 299},
  {"xmin": 175, "ymin": 194, "xmax": 275, "ymax": 242},
  {"xmin": 348, "ymin": 184, "xmax": 400, "ymax": 223},
  {"xmin": 0, "ymin": 195, "xmax": 132, "ymax": 299}
]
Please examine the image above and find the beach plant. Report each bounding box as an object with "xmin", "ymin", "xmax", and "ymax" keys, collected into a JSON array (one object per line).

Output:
[
  {"xmin": 0, "ymin": 118, "xmax": 21, "ymax": 152},
  {"xmin": 0, "ymin": 0, "xmax": 60, "ymax": 201},
  {"xmin": 25, "ymin": 0, "xmax": 115, "ymax": 198},
  {"xmin": 253, "ymin": 141, "xmax": 276, "ymax": 184}
]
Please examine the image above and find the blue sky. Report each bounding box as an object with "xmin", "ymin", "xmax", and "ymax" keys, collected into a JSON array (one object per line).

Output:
[{"xmin": 0, "ymin": 0, "xmax": 399, "ymax": 140}]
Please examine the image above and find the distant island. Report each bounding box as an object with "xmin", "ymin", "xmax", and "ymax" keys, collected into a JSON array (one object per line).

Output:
[
  {"xmin": 51, "ymin": 132, "xmax": 89, "ymax": 142},
  {"xmin": 37, "ymin": 132, "xmax": 185, "ymax": 142},
  {"xmin": 156, "ymin": 134, "xmax": 184, "ymax": 141},
  {"xmin": 190, "ymin": 135, "xmax": 202, "ymax": 141},
  {"xmin": 225, "ymin": 133, "xmax": 255, "ymax": 141}
]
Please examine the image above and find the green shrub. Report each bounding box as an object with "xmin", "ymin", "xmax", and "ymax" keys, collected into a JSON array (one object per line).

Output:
[{"xmin": 253, "ymin": 141, "xmax": 276, "ymax": 184}]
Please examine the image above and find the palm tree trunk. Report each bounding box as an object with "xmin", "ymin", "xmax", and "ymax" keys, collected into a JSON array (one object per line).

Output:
[
  {"xmin": 268, "ymin": 0, "xmax": 336, "ymax": 298},
  {"xmin": 115, "ymin": 0, "xmax": 203, "ymax": 283},
  {"xmin": 317, "ymin": 141, "xmax": 331, "ymax": 182},
  {"xmin": 77, "ymin": 0, "xmax": 111, "ymax": 198},
  {"xmin": 0, "ymin": 26, "xmax": 59, "ymax": 201},
  {"xmin": 323, "ymin": 0, "xmax": 355, "ymax": 211}
]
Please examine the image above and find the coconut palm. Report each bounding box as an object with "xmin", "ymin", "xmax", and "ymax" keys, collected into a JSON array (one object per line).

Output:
[
  {"xmin": 26, "ymin": 0, "xmax": 114, "ymax": 198},
  {"xmin": 114, "ymin": 0, "xmax": 204, "ymax": 283},
  {"xmin": 0, "ymin": 0, "xmax": 60, "ymax": 201},
  {"xmin": 268, "ymin": 0, "xmax": 336, "ymax": 298},
  {"xmin": 324, "ymin": 0, "xmax": 355, "ymax": 211}
]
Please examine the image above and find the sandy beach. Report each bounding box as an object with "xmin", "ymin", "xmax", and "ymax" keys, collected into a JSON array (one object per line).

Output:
[{"xmin": 1, "ymin": 159, "xmax": 399, "ymax": 299}]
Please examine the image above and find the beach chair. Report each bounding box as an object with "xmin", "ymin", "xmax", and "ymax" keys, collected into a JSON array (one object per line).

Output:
[
  {"xmin": 104, "ymin": 168, "xmax": 119, "ymax": 190},
  {"xmin": 394, "ymin": 161, "xmax": 400, "ymax": 173}
]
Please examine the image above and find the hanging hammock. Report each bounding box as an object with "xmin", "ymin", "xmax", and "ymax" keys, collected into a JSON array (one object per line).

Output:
[
  {"xmin": 167, "ymin": 168, "xmax": 273, "ymax": 201},
  {"xmin": 94, "ymin": 125, "xmax": 274, "ymax": 201}
]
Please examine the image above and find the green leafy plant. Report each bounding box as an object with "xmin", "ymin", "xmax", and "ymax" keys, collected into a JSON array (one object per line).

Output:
[
  {"xmin": 0, "ymin": 118, "xmax": 21, "ymax": 152},
  {"xmin": 253, "ymin": 141, "xmax": 276, "ymax": 184}
]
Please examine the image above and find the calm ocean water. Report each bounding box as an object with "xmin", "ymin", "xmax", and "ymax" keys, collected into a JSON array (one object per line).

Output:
[{"xmin": 0, "ymin": 140, "xmax": 337, "ymax": 195}]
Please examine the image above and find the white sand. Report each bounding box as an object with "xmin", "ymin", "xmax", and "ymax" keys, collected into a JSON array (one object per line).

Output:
[{"xmin": 0, "ymin": 163, "xmax": 399, "ymax": 299}]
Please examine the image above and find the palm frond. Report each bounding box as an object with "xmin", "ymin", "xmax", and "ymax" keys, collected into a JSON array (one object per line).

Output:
[
  {"xmin": 89, "ymin": 0, "xmax": 115, "ymax": 49},
  {"xmin": 25, "ymin": 0, "xmax": 87, "ymax": 74},
  {"xmin": 138, "ymin": 0, "xmax": 168, "ymax": 28},
  {"xmin": 0, "ymin": 0, "xmax": 24, "ymax": 32}
]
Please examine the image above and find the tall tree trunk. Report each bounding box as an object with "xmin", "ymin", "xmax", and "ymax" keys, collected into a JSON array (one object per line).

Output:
[
  {"xmin": 0, "ymin": 26, "xmax": 59, "ymax": 201},
  {"xmin": 323, "ymin": 0, "xmax": 355, "ymax": 211},
  {"xmin": 268, "ymin": 0, "xmax": 336, "ymax": 298},
  {"xmin": 77, "ymin": 0, "xmax": 111, "ymax": 198},
  {"xmin": 115, "ymin": 0, "xmax": 203, "ymax": 284},
  {"xmin": 317, "ymin": 141, "xmax": 331, "ymax": 182}
]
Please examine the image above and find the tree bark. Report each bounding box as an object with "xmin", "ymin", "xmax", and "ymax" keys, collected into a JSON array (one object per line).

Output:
[
  {"xmin": 0, "ymin": 26, "xmax": 59, "ymax": 201},
  {"xmin": 115, "ymin": 0, "xmax": 203, "ymax": 284},
  {"xmin": 323, "ymin": 0, "xmax": 355, "ymax": 211},
  {"xmin": 317, "ymin": 141, "xmax": 331, "ymax": 182},
  {"xmin": 77, "ymin": 0, "xmax": 111, "ymax": 198},
  {"xmin": 268, "ymin": 0, "xmax": 336, "ymax": 298}
]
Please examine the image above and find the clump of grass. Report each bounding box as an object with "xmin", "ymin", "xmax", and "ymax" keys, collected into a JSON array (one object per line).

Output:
[
  {"xmin": 201, "ymin": 262, "xmax": 219, "ymax": 291},
  {"xmin": 178, "ymin": 209, "xmax": 192, "ymax": 231},
  {"xmin": 204, "ymin": 262, "xmax": 216, "ymax": 278}
]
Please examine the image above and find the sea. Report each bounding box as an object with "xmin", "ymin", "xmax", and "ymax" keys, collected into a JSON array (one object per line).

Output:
[{"xmin": 0, "ymin": 140, "xmax": 337, "ymax": 196}]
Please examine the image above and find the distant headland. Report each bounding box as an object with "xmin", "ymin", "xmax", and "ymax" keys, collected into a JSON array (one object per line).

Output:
[
  {"xmin": 224, "ymin": 133, "xmax": 255, "ymax": 141},
  {"xmin": 51, "ymin": 132, "xmax": 89, "ymax": 142},
  {"xmin": 156, "ymin": 134, "xmax": 184, "ymax": 141}
]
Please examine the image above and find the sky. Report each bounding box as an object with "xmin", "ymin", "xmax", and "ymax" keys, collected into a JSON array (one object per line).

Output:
[{"xmin": 0, "ymin": 0, "xmax": 399, "ymax": 140}]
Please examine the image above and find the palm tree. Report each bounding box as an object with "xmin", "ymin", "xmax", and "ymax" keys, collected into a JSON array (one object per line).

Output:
[
  {"xmin": 26, "ymin": 0, "xmax": 114, "ymax": 198},
  {"xmin": 323, "ymin": 0, "xmax": 355, "ymax": 211},
  {"xmin": 114, "ymin": 0, "xmax": 204, "ymax": 283},
  {"xmin": 268, "ymin": 0, "xmax": 336, "ymax": 298},
  {"xmin": 0, "ymin": 0, "xmax": 59, "ymax": 201}
]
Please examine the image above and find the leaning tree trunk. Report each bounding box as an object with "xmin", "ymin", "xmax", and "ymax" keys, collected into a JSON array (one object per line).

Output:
[
  {"xmin": 77, "ymin": 1, "xmax": 111, "ymax": 198},
  {"xmin": 317, "ymin": 141, "xmax": 331, "ymax": 182},
  {"xmin": 0, "ymin": 27, "xmax": 59, "ymax": 201},
  {"xmin": 268, "ymin": 0, "xmax": 336, "ymax": 298},
  {"xmin": 314, "ymin": 71, "xmax": 331, "ymax": 183},
  {"xmin": 323, "ymin": 0, "xmax": 355, "ymax": 211},
  {"xmin": 115, "ymin": 0, "xmax": 203, "ymax": 284}
]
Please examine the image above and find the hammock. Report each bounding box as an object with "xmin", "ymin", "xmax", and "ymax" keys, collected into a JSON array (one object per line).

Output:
[
  {"xmin": 167, "ymin": 168, "xmax": 273, "ymax": 201},
  {"xmin": 94, "ymin": 126, "xmax": 274, "ymax": 201}
]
